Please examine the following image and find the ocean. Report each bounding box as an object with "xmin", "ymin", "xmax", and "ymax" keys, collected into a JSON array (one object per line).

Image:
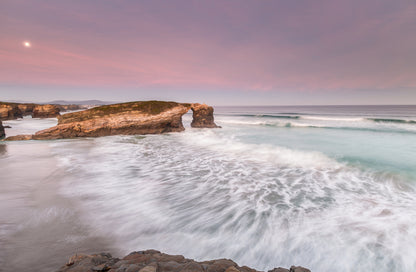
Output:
[{"xmin": 1, "ymin": 105, "xmax": 416, "ymax": 272}]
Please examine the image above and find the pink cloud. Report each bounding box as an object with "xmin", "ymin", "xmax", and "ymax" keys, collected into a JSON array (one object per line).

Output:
[{"xmin": 0, "ymin": 0, "xmax": 415, "ymax": 95}]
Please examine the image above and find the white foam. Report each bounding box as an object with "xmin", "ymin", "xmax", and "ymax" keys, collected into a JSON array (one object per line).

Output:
[
  {"xmin": 301, "ymin": 116, "xmax": 365, "ymax": 122},
  {"xmin": 2, "ymin": 116, "xmax": 57, "ymax": 137},
  {"xmin": 47, "ymin": 132, "xmax": 416, "ymax": 272},
  {"xmin": 179, "ymin": 129, "xmax": 339, "ymax": 169}
]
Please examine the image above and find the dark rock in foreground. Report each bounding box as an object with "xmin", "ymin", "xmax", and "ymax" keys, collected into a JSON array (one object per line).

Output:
[
  {"xmin": 0, "ymin": 120, "xmax": 5, "ymax": 139},
  {"xmin": 57, "ymin": 250, "xmax": 311, "ymax": 272}
]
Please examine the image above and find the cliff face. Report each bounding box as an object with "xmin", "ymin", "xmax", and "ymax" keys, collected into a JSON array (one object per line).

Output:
[
  {"xmin": 57, "ymin": 250, "xmax": 310, "ymax": 272},
  {"xmin": 32, "ymin": 104, "xmax": 61, "ymax": 118},
  {"xmin": 0, "ymin": 103, "xmax": 23, "ymax": 120},
  {"xmin": 0, "ymin": 121, "xmax": 5, "ymax": 139},
  {"xmin": 31, "ymin": 101, "xmax": 191, "ymax": 140},
  {"xmin": 0, "ymin": 101, "xmax": 83, "ymax": 120}
]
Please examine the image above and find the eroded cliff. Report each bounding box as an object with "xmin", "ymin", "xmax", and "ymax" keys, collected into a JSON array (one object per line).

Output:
[
  {"xmin": 32, "ymin": 104, "xmax": 61, "ymax": 118},
  {"xmin": 0, "ymin": 101, "xmax": 86, "ymax": 121},
  {"xmin": 0, "ymin": 103, "xmax": 23, "ymax": 120}
]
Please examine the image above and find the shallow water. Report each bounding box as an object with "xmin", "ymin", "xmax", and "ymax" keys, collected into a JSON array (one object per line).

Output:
[{"xmin": 1, "ymin": 105, "xmax": 416, "ymax": 272}]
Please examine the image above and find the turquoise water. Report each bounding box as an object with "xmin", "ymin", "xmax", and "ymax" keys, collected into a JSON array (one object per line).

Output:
[
  {"xmin": 214, "ymin": 105, "xmax": 416, "ymax": 181},
  {"xmin": 1, "ymin": 105, "xmax": 416, "ymax": 272}
]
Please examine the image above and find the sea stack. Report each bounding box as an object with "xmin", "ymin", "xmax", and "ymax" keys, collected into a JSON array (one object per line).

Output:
[
  {"xmin": 32, "ymin": 104, "xmax": 61, "ymax": 118},
  {"xmin": 191, "ymin": 103, "xmax": 220, "ymax": 128}
]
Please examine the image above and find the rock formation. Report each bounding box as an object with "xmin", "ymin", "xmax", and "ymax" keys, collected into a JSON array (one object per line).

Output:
[
  {"xmin": 0, "ymin": 101, "xmax": 85, "ymax": 120},
  {"xmin": 3, "ymin": 101, "xmax": 220, "ymax": 141},
  {"xmin": 32, "ymin": 104, "xmax": 61, "ymax": 118},
  {"xmin": 191, "ymin": 103, "xmax": 221, "ymax": 128},
  {"xmin": 32, "ymin": 101, "xmax": 191, "ymax": 140},
  {"xmin": 0, "ymin": 103, "xmax": 23, "ymax": 120},
  {"xmin": 0, "ymin": 121, "xmax": 5, "ymax": 139},
  {"xmin": 17, "ymin": 103, "xmax": 36, "ymax": 116},
  {"xmin": 57, "ymin": 250, "xmax": 310, "ymax": 272}
]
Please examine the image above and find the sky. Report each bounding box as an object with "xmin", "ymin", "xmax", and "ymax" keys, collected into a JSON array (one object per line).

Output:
[{"xmin": 0, "ymin": 0, "xmax": 415, "ymax": 105}]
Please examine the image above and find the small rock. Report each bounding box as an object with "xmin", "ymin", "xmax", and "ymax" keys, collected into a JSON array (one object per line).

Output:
[
  {"xmin": 179, "ymin": 262, "xmax": 204, "ymax": 272},
  {"xmin": 225, "ymin": 266, "xmax": 241, "ymax": 272},
  {"xmin": 126, "ymin": 264, "xmax": 141, "ymax": 272},
  {"xmin": 138, "ymin": 265, "xmax": 157, "ymax": 272},
  {"xmin": 158, "ymin": 260, "xmax": 184, "ymax": 271},
  {"xmin": 240, "ymin": 266, "xmax": 258, "ymax": 272},
  {"xmin": 66, "ymin": 253, "xmax": 91, "ymax": 266},
  {"xmin": 268, "ymin": 268, "xmax": 290, "ymax": 272},
  {"xmin": 289, "ymin": 266, "xmax": 311, "ymax": 272},
  {"xmin": 92, "ymin": 263, "xmax": 111, "ymax": 271}
]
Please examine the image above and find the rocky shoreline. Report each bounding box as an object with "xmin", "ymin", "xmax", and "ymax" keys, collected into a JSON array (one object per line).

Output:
[
  {"xmin": 0, "ymin": 101, "xmax": 87, "ymax": 121},
  {"xmin": 57, "ymin": 250, "xmax": 310, "ymax": 272},
  {"xmin": 3, "ymin": 101, "xmax": 219, "ymax": 141}
]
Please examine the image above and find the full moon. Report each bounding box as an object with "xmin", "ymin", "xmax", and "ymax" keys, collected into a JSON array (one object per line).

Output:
[{"xmin": 23, "ymin": 41, "xmax": 31, "ymax": 48}]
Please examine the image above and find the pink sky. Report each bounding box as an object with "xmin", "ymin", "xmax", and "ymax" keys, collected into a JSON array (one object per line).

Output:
[{"xmin": 0, "ymin": 0, "xmax": 415, "ymax": 105}]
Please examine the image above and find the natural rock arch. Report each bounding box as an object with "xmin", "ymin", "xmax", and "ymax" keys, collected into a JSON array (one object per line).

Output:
[{"xmin": 3, "ymin": 101, "xmax": 220, "ymax": 141}]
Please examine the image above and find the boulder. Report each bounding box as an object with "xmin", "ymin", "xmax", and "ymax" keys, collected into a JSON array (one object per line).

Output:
[
  {"xmin": 0, "ymin": 120, "xmax": 5, "ymax": 139},
  {"xmin": 191, "ymin": 103, "xmax": 220, "ymax": 128},
  {"xmin": 32, "ymin": 104, "xmax": 60, "ymax": 118},
  {"xmin": 57, "ymin": 250, "xmax": 311, "ymax": 272}
]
